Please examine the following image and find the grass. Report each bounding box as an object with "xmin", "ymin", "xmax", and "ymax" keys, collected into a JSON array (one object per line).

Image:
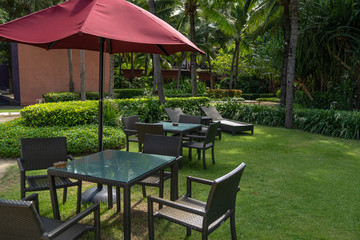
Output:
[{"xmin": 1, "ymin": 125, "xmax": 360, "ymax": 239}]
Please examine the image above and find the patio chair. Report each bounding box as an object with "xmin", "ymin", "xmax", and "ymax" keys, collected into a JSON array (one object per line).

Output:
[
  {"xmin": 165, "ymin": 107, "xmax": 184, "ymax": 122},
  {"xmin": 135, "ymin": 123, "xmax": 164, "ymax": 152},
  {"xmin": 139, "ymin": 134, "xmax": 182, "ymax": 198},
  {"xmin": 179, "ymin": 114, "xmax": 222, "ymax": 140},
  {"xmin": 201, "ymin": 106, "xmax": 254, "ymax": 135},
  {"xmin": 148, "ymin": 162, "xmax": 246, "ymax": 240},
  {"xmin": 122, "ymin": 115, "xmax": 139, "ymax": 151},
  {"xmin": 182, "ymin": 121, "xmax": 221, "ymax": 169},
  {"xmin": 18, "ymin": 137, "xmax": 81, "ymax": 213},
  {"xmin": 0, "ymin": 193, "xmax": 101, "ymax": 240}
]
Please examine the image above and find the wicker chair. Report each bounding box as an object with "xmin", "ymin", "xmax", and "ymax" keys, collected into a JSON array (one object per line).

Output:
[
  {"xmin": 135, "ymin": 122, "xmax": 164, "ymax": 152},
  {"xmin": 122, "ymin": 115, "xmax": 139, "ymax": 151},
  {"xmin": 18, "ymin": 137, "xmax": 81, "ymax": 213},
  {"xmin": 182, "ymin": 121, "xmax": 221, "ymax": 169},
  {"xmin": 165, "ymin": 107, "xmax": 185, "ymax": 122},
  {"xmin": 148, "ymin": 163, "xmax": 246, "ymax": 240},
  {"xmin": 0, "ymin": 193, "xmax": 101, "ymax": 240},
  {"xmin": 138, "ymin": 134, "xmax": 182, "ymax": 198}
]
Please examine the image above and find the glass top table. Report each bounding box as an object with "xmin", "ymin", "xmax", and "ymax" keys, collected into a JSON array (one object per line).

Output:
[
  {"xmin": 48, "ymin": 150, "xmax": 178, "ymax": 240},
  {"xmin": 161, "ymin": 121, "xmax": 202, "ymax": 138}
]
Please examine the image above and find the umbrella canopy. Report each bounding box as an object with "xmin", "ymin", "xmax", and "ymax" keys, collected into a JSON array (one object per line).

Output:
[{"xmin": 0, "ymin": 0, "xmax": 203, "ymax": 55}]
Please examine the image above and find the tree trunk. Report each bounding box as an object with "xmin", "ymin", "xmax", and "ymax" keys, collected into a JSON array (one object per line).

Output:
[
  {"xmin": 148, "ymin": 0, "xmax": 165, "ymax": 104},
  {"xmin": 144, "ymin": 54, "xmax": 148, "ymax": 76},
  {"xmin": 280, "ymin": 0, "xmax": 290, "ymax": 107},
  {"xmin": 234, "ymin": 42, "xmax": 240, "ymax": 89},
  {"xmin": 109, "ymin": 54, "xmax": 114, "ymax": 99},
  {"xmin": 207, "ymin": 54, "xmax": 214, "ymax": 89},
  {"xmin": 189, "ymin": 13, "xmax": 197, "ymax": 97},
  {"xmin": 67, "ymin": 49, "xmax": 74, "ymax": 92},
  {"xmin": 177, "ymin": 58, "xmax": 182, "ymax": 89},
  {"xmin": 130, "ymin": 52, "xmax": 134, "ymax": 82},
  {"xmin": 285, "ymin": 0, "xmax": 298, "ymax": 129},
  {"xmin": 80, "ymin": 50, "xmax": 86, "ymax": 101},
  {"xmin": 229, "ymin": 42, "xmax": 237, "ymax": 89}
]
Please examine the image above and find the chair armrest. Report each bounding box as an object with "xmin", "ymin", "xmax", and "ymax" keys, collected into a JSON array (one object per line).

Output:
[
  {"xmin": 22, "ymin": 193, "xmax": 39, "ymax": 213},
  {"xmin": 147, "ymin": 195, "xmax": 205, "ymax": 216},
  {"xmin": 124, "ymin": 129, "xmax": 137, "ymax": 135},
  {"xmin": 67, "ymin": 155, "xmax": 75, "ymax": 161},
  {"xmin": 44, "ymin": 202, "xmax": 100, "ymax": 240},
  {"xmin": 17, "ymin": 158, "xmax": 24, "ymax": 172},
  {"xmin": 186, "ymin": 176, "xmax": 213, "ymax": 198}
]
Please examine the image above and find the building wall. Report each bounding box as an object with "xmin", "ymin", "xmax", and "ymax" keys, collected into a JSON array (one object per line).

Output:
[{"xmin": 18, "ymin": 44, "xmax": 109, "ymax": 106}]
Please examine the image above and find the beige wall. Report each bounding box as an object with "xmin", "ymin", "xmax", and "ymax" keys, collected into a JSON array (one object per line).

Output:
[{"xmin": 18, "ymin": 44, "xmax": 109, "ymax": 106}]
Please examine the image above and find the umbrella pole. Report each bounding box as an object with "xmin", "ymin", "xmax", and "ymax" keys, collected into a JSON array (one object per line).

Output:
[{"xmin": 82, "ymin": 37, "xmax": 118, "ymax": 208}]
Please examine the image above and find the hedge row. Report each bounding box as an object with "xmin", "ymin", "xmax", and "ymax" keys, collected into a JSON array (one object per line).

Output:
[
  {"xmin": 215, "ymin": 102, "xmax": 360, "ymax": 139},
  {"xmin": 206, "ymin": 89, "xmax": 243, "ymax": 98},
  {"xmin": 0, "ymin": 119, "xmax": 125, "ymax": 158},
  {"xmin": 242, "ymin": 93, "xmax": 275, "ymax": 100},
  {"xmin": 20, "ymin": 97, "xmax": 211, "ymax": 127},
  {"xmin": 43, "ymin": 89, "xmax": 144, "ymax": 102}
]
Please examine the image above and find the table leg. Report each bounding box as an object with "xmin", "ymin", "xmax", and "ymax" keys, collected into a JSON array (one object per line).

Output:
[
  {"xmin": 123, "ymin": 186, "xmax": 131, "ymax": 240},
  {"xmin": 48, "ymin": 174, "xmax": 60, "ymax": 220},
  {"xmin": 170, "ymin": 162, "xmax": 179, "ymax": 200}
]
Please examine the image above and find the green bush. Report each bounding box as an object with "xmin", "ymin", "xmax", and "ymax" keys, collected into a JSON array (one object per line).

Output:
[
  {"xmin": 0, "ymin": 119, "xmax": 125, "ymax": 158},
  {"xmin": 43, "ymin": 92, "xmax": 79, "ymax": 102},
  {"xmin": 256, "ymin": 97, "xmax": 280, "ymax": 102},
  {"xmin": 242, "ymin": 93, "xmax": 261, "ymax": 100},
  {"xmin": 114, "ymin": 89, "xmax": 144, "ymax": 99},
  {"xmin": 21, "ymin": 97, "xmax": 211, "ymax": 127},
  {"xmin": 206, "ymin": 89, "xmax": 243, "ymax": 98},
  {"xmin": 214, "ymin": 102, "xmax": 360, "ymax": 139}
]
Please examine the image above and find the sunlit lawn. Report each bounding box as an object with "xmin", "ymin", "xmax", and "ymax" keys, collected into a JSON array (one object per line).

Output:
[{"xmin": 1, "ymin": 125, "xmax": 359, "ymax": 239}]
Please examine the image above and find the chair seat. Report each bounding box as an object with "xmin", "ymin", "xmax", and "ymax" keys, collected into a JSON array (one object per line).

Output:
[
  {"xmin": 128, "ymin": 136, "xmax": 138, "ymax": 142},
  {"xmin": 26, "ymin": 175, "xmax": 78, "ymax": 191},
  {"xmin": 154, "ymin": 196, "xmax": 226, "ymax": 232},
  {"xmin": 140, "ymin": 172, "xmax": 171, "ymax": 186},
  {"xmin": 182, "ymin": 141, "xmax": 213, "ymax": 149},
  {"xmin": 41, "ymin": 217, "xmax": 93, "ymax": 240}
]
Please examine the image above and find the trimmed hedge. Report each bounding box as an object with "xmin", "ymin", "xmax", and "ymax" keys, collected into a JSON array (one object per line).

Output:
[
  {"xmin": 114, "ymin": 89, "xmax": 144, "ymax": 99},
  {"xmin": 20, "ymin": 97, "xmax": 211, "ymax": 127},
  {"xmin": 206, "ymin": 89, "xmax": 243, "ymax": 98},
  {"xmin": 214, "ymin": 102, "xmax": 360, "ymax": 139},
  {"xmin": 242, "ymin": 93, "xmax": 275, "ymax": 100},
  {"xmin": 0, "ymin": 119, "xmax": 125, "ymax": 158}
]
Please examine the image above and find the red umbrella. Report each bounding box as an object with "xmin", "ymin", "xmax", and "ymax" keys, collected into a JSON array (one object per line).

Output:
[{"xmin": 0, "ymin": 0, "xmax": 204, "ymax": 150}]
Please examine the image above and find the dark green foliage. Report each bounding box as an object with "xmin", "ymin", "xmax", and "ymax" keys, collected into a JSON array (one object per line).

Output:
[
  {"xmin": 114, "ymin": 89, "xmax": 144, "ymax": 99},
  {"xmin": 215, "ymin": 102, "xmax": 360, "ymax": 139},
  {"xmin": 0, "ymin": 119, "xmax": 125, "ymax": 158},
  {"xmin": 42, "ymin": 92, "xmax": 109, "ymax": 102},
  {"xmin": 295, "ymin": 90, "xmax": 356, "ymax": 110},
  {"xmin": 206, "ymin": 89, "xmax": 243, "ymax": 98}
]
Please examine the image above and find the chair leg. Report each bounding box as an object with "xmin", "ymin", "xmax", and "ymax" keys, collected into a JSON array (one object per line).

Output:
[
  {"xmin": 126, "ymin": 136, "xmax": 129, "ymax": 151},
  {"xmin": 188, "ymin": 148, "xmax": 192, "ymax": 161},
  {"xmin": 142, "ymin": 185, "xmax": 147, "ymax": 198},
  {"xmin": 212, "ymin": 145, "xmax": 215, "ymax": 165},
  {"xmin": 197, "ymin": 149, "xmax": 201, "ymax": 160},
  {"xmin": 203, "ymin": 149, "xmax": 207, "ymax": 170},
  {"xmin": 107, "ymin": 185, "xmax": 113, "ymax": 209},
  {"xmin": 230, "ymin": 214, "xmax": 237, "ymax": 240},
  {"xmin": 202, "ymin": 233, "xmax": 208, "ymax": 240},
  {"xmin": 186, "ymin": 228, "xmax": 191, "ymax": 236},
  {"xmin": 148, "ymin": 200, "xmax": 155, "ymax": 240},
  {"xmin": 62, "ymin": 187, "xmax": 67, "ymax": 203},
  {"xmin": 116, "ymin": 187, "xmax": 121, "ymax": 213},
  {"xmin": 76, "ymin": 181, "xmax": 82, "ymax": 214}
]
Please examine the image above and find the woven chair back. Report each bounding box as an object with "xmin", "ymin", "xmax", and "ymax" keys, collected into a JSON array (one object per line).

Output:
[
  {"xmin": 0, "ymin": 199, "xmax": 43, "ymax": 239},
  {"xmin": 165, "ymin": 107, "xmax": 184, "ymax": 122},
  {"xmin": 20, "ymin": 137, "xmax": 68, "ymax": 171},
  {"xmin": 136, "ymin": 123, "xmax": 164, "ymax": 145},
  {"xmin": 204, "ymin": 122, "xmax": 220, "ymax": 144},
  {"xmin": 204, "ymin": 163, "xmax": 246, "ymax": 226},
  {"xmin": 122, "ymin": 115, "xmax": 139, "ymax": 130},
  {"xmin": 178, "ymin": 115, "xmax": 202, "ymax": 124},
  {"xmin": 143, "ymin": 134, "xmax": 182, "ymax": 157}
]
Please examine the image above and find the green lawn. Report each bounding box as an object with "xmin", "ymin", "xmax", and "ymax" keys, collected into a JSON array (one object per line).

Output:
[{"xmin": 1, "ymin": 125, "xmax": 359, "ymax": 239}]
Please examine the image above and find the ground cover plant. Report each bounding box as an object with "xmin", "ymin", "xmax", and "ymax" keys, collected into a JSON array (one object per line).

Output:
[{"xmin": 1, "ymin": 125, "xmax": 359, "ymax": 239}]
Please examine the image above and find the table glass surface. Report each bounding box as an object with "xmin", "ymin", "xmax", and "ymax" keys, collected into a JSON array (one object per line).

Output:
[
  {"xmin": 161, "ymin": 121, "xmax": 201, "ymax": 132},
  {"xmin": 48, "ymin": 150, "xmax": 175, "ymax": 183}
]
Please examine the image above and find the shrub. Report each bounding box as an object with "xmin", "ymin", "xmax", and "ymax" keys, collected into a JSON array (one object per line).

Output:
[
  {"xmin": 114, "ymin": 89, "xmax": 144, "ymax": 99},
  {"xmin": 256, "ymin": 98, "xmax": 280, "ymax": 102},
  {"xmin": 0, "ymin": 119, "xmax": 125, "ymax": 158},
  {"xmin": 43, "ymin": 92, "xmax": 79, "ymax": 102},
  {"xmin": 206, "ymin": 89, "xmax": 243, "ymax": 98},
  {"xmin": 214, "ymin": 102, "xmax": 360, "ymax": 139}
]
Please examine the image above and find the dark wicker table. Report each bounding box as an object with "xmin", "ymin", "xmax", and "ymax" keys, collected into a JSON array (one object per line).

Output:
[{"xmin": 48, "ymin": 150, "xmax": 178, "ymax": 240}]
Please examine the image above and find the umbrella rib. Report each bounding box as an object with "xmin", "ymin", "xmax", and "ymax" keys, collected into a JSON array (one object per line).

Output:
[
  {"xmin": 48, "ymin": 41, "xmax": 57, "ymax": 50},
  {"xmin": 156, "ymin": 44, "xmax": 169, "ymax": 56}
]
